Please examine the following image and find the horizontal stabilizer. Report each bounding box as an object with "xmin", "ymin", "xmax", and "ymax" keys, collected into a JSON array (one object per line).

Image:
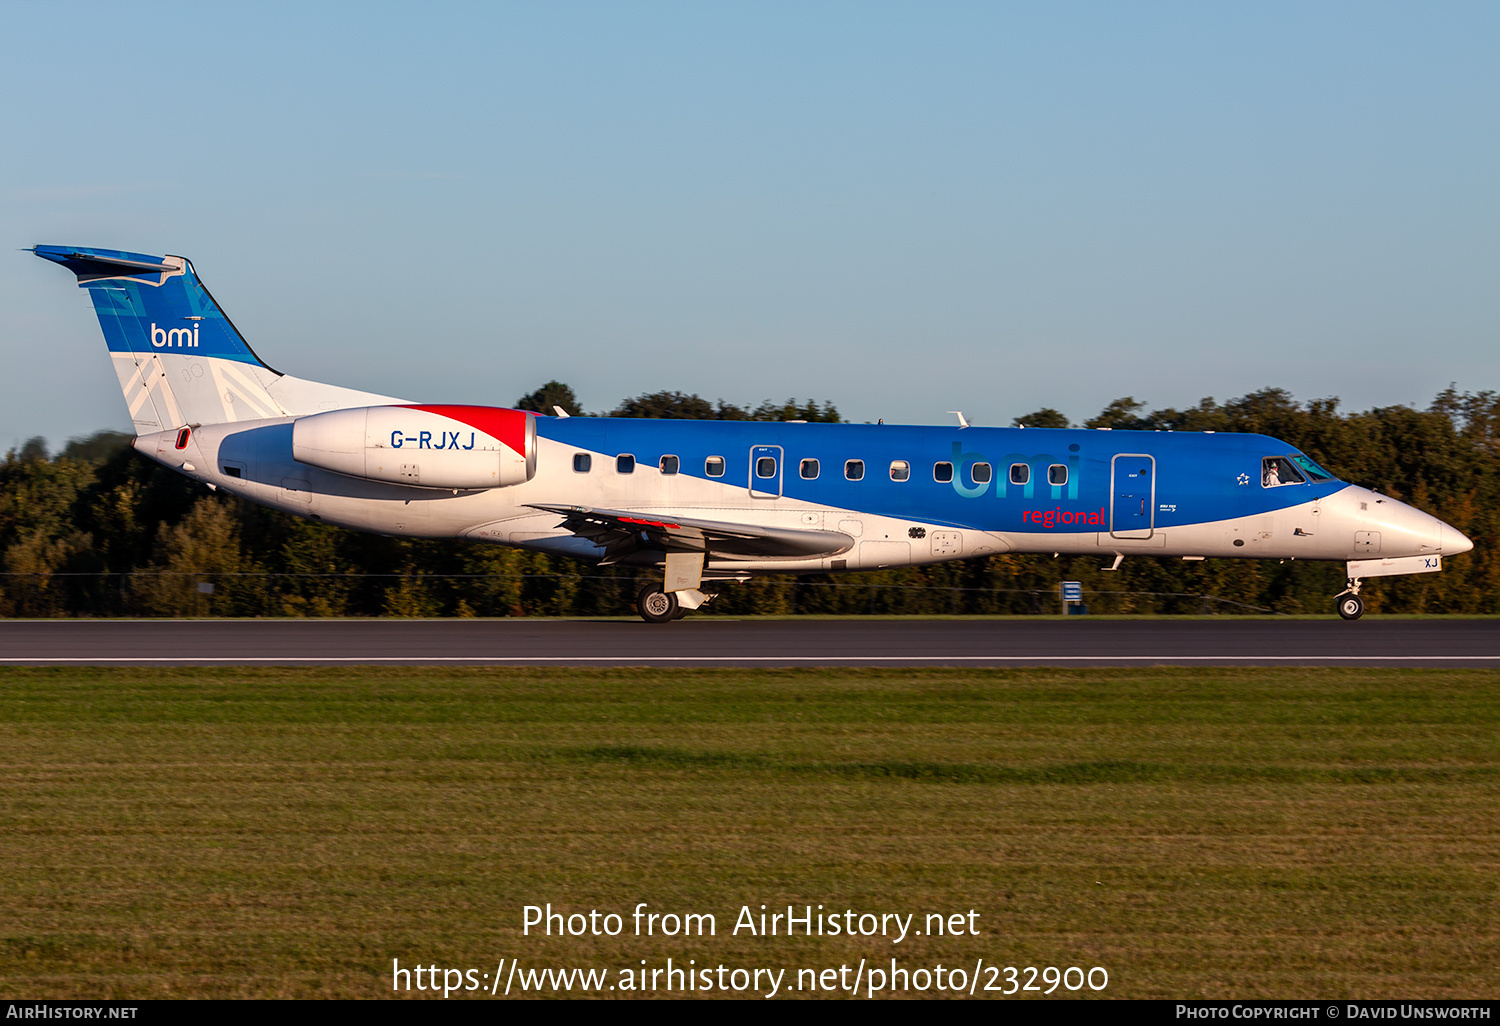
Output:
[{"xmin": 31, "ymin": 247, "xmax": 179, "ymax": 277}]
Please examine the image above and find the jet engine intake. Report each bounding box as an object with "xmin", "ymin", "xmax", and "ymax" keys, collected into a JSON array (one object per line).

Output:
[{"xmin": 292, "ymin": 404, "xmax": 536, "ymax": 489}]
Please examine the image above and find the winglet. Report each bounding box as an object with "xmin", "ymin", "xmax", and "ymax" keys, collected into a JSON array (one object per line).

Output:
[{"xmin": 947, "ymin": 411, "xmax": 970, "ymax": 429}]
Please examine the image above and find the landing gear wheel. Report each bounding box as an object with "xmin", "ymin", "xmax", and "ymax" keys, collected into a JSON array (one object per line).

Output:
[
  {"xmin": 636, "ymin": 585, "xmax": 679, "ymax": 624},
  {"xmin": 1337, "ymin": 593, "xmax": 1365, "ymax": 620}
]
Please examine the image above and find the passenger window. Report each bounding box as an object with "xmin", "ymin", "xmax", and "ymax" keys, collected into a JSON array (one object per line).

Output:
[
  {"xmin": 971, "ymin": 462, "xmax": 992, "ymax": 485},
  {"xmin": 1009, "ymin": 463, "xmax": 1029, "ymax": 485},
  {"xmin": 800, "ymin": 458, "xmax": 819, "ymax": 479},
  {"xmin": 890, "ymin": 460, "xmax": 910, "ymax": 482},
  {"xmin": 1262, "ymin": 456, "xmax": 1305, "ymax": 488},
  {"xmin": 617, "ymin": 454, "xmax": 635, "ymax": 474},
  {"xmin": 1048, "ymin": 464, "xmax": 1068, "ymax": 486},
  {"xmin": 933, "ymin": 461, "xmax": 953, "ymax": 483},
  {"xmin": 756, "ymin": 456, "xmax": 777, "ymax": 478},
  {"xmin": 573, "ymin": 453, "xmax": 591, "ymax": 473},
  {"xmin": 659, "ymin": 455, "xmax": 679, "ymax": 475},
  {"xmin": 705, "ymin": 456, "xmax": 725, "ymax": 477},
  {"xmin": 845, "ymin": 459, "xmax": 865, "ymax": 481}
]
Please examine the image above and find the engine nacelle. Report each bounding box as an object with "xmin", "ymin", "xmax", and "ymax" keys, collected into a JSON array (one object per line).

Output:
[{"xmin": 292, "ymin": 404, "xmax": 536, "ymax": 489}]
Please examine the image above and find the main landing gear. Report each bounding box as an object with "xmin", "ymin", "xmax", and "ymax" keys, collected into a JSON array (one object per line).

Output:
[
  {"xmin": 636, "ymin": 552, "xmax": 720, "ymax": 623},
  {"xmin": 636, "ymin": 584, "xmax": 683, "ymax": 624},
  {"xmin": 635, "ymin": 584, "xmax": 718, "ymax": 623},
  {"xmin": 1335, "ymin": 577, "xmax": 1365, "ymax": 620}
]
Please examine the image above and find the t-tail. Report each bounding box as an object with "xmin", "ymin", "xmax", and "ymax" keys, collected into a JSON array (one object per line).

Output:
[{"xmin": 31, "ymin": 245, "xmax": 403, "ymax": 432}]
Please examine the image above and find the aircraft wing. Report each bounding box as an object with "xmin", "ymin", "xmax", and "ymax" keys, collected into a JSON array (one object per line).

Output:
[{"xmin": 526, "ymin": 504, "xmax": 855, "ymax": 563}]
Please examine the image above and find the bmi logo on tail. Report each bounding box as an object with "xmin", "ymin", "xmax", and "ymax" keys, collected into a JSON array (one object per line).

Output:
[{"xmin": 150, "ymin": 323, "xmax": 199, "ymax": 348}]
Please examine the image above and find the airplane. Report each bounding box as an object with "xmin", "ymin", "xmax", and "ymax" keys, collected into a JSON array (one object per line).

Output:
[{"xmin": 31, "ymin": 244, "xmax": 1473, "ymax": 622}]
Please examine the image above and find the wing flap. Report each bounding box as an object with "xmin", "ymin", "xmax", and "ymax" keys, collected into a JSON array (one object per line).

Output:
[{"xmin": 526, "ymin": 504, "xmax": 854, "ymax": 562}]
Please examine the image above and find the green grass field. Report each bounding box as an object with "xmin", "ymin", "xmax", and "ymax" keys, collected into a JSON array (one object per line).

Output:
[{"xmin": 1, "ymin": 667, "xmax": 1496, "ymax": 999}]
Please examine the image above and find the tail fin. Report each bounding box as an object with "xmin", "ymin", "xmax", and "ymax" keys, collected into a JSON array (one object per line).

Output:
[{"xmin": 32, "ymin": 245, "xmax": 406, "ymax": 431}]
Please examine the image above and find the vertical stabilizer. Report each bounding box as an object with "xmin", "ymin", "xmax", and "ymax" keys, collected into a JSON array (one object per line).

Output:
[{"xmin": 32, "ymin": 245, "xmax": 289, "ymax": 431}]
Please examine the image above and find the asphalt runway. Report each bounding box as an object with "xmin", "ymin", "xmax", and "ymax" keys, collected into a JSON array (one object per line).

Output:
[{"xmin": 0, "ymin": 617, "xmax": 1498, "ymax": 667}]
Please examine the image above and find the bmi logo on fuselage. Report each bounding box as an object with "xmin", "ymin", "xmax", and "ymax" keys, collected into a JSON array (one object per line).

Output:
[{"xmin": 150, "ymin": 323, "xmax": 199, "ymax": 348}]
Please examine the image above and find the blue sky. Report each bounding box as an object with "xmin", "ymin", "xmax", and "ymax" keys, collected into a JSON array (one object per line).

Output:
[{"xmin": 3, "ymin": 2, "xmax": 1496, "ymax": 449}]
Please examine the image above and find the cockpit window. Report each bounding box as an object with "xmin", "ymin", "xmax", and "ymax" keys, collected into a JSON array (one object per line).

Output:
[
  {"xmin": 1290, "ymin": 455, "xmax": 1335, "ymax": 482},
  {"xmin": 1262, "ymin": 456, "xmax": 1306, "ymax": 487}
]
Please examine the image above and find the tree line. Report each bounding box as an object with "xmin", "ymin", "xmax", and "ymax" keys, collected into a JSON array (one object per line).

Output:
[{"xmin": 2, "ymin": 384, "xmax": 1495, "ymax": 617}]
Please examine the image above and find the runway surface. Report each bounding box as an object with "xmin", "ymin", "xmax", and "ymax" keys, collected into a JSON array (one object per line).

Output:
[{"xmin": 1, "ymin": 617, "xmax": 1498, "ymax": 667}]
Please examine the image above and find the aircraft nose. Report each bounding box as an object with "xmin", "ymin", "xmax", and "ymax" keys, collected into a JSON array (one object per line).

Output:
[
  {"xmin": 1444, "ymin": 523, "xmax": 1475, "ymax": 556},
  {"xmin": 1354, "ymin": 491, "xmax": 1451, "ymax": 557},
  {"xmin": 1365, "ymin": 494, "xmax": 1474, "ymax": 558}
]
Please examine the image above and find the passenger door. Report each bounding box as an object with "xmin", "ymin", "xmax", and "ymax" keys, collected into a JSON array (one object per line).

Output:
[{"xmin": 1110, "ymin": 454, "xmax": 1155, "ymax": 539}]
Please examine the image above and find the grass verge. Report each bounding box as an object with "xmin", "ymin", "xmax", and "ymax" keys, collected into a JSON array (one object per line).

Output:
[{"xmin": 1, "ymin": 666, "xmax": 1496, "ymax": 999}]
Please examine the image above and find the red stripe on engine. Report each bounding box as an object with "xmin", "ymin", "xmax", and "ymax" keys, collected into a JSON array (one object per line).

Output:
[{"xmin": 402, "ymin": 405, "xmax": 529, "ymax": 454}]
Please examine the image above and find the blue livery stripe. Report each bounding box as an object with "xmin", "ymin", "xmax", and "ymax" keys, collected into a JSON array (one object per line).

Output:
[{"xmin": 538, "ymin": 418, "xmax": 1344, "ymax": 534}]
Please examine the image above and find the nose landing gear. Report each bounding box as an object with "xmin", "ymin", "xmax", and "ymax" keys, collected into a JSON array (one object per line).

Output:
[{"xmin": 1335, "ymin": 577, "xmax": 1365, "ymax": 620}]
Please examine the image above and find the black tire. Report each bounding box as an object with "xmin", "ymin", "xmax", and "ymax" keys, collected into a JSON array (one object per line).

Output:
[
  {"xmin": 1337, "ymin": 593, "xmax": 1365, "ymax": 620},
  {"xmin": 636, "ymin": 584, "xmax": 679, "ymax": 624}
]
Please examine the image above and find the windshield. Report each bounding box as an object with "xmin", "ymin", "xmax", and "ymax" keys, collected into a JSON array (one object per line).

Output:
[{"xmin": 1290, "ymin": 454, "xmax": 1336, "ymax": 482}]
